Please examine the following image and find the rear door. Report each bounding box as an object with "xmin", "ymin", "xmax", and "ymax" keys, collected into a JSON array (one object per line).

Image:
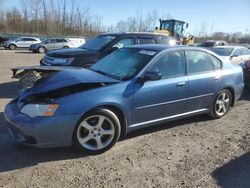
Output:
[
  {"xmin": 185, "ymin": 50, "xmax": 222, "ymax": 112},
  {"xmin": 15, "ymin": 38, "xmax": 25, "ymax": 47},
  {"xmin": 133, "ymin": 50, "xmax": 188, "ymax": 125},
  {"xmin": 23, "ymin": 38, "xmax": 37, "ymax": 47}
]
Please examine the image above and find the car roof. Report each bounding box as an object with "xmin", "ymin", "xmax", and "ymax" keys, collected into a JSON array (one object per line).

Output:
[
  {"xmin": 19, "ymin": 37, "xmax": 40, "ymax": 39},
  {"xmin": 100, "ymin": 32, "xmax": 169, "ymax": 37},
  {"xmin": 125, "ymin": 44, "xmax": 208, "ymax": 52},
  {"xmin": 211, "ymin": 46, "xmax": 245, "ymax": 49}
]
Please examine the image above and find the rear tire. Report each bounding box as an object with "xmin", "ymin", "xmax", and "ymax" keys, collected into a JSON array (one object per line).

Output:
[
  {"xmin": 72, "ymin": 109, "xmax": 121, "ymax": 155},
  {"xmin": 209, "ymin": 89, "xmax": 232, "ymax": 119},
  {"xmin": 63, "ymin": 46, "xmax": 69, "ymax": 49},
  {"xmin": 38, "ymin": 47, "xmax": 46, "ymax": 54},
  {"xmin": 9, "ymin": 44, "xmax": 16, "ymax": 50}
]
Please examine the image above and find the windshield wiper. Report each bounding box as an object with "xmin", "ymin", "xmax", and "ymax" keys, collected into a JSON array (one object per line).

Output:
[{"xmin": 90, "ymin": 68, "xmax": 119, "ymax": 80}]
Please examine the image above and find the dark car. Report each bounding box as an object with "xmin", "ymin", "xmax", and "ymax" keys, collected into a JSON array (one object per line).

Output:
[
  {"xmin": 198, "ymin": 40, "xmax": 228, "ymax": 48},
  {"xmin": 0, "ymin": 36, "xmax": 10, "ymax": 47},
  {"xmin": 241, "ymin": 60, "xmax": 250, "ymax": 86},
  {"xmin": 40, "ymin": 32, "xmax": 176, "ymax": 67}
]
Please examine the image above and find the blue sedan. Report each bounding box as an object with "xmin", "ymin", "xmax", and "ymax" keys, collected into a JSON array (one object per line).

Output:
[{"xmin": 4, "ymin": 45, "xmax": 244, "ymax": 154}]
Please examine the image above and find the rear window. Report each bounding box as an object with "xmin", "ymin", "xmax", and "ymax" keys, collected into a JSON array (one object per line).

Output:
[
  {"xmin": 199, "ymin": 42, "xmax": 216, "ymax": 47},
  {"xmin": 210, "ymin": 48, "xmax": 234, "ymax": 56},
  {"xmin": 138, "ymin": 38, "xmax": 156, "ymax": 44}
]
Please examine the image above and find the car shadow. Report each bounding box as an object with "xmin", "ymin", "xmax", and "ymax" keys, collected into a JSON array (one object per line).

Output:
[
  {"xmin": 126, "ymin": 114, "xmax": 211, "ymax": 140},
  {"xmin": 0, "ymin": 86, "xmax": 249, "ymax": 173},
  {"xmin": 15, "ymin": 51, "xmax": 35, "ymax": 54},
  {"xmin": 0, "ymin": 112, "xmax": 85, "ymax": 173},
  {"xmin": 212, "ymin": 152, "xmax": 250, "ymax": 188},
  {"xmin": 0, "ymin": 81, "xmax": 20, "ymax": 98}
]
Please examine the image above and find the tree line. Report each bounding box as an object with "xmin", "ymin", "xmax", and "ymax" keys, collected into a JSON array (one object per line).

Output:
[
  {"xmin": 0, "ymin": 0, "xmax": 103, "ymax": 36},
  {"xmin": 0, "ymin": 0, "xmax": 249, "ymax": 44}
]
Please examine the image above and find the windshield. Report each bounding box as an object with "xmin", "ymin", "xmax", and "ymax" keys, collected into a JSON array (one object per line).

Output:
[
  {"xmin": 79, "ymin": 35, "xmax": 116, "ymax": 51},
  {"xmin": 199, "ymin": 42, "xmax": 216, "ymax": 47},
  {"xmin": 90, "ymin": 48, "xmax": 157, "ymax": 80},
  {"xmin": 210, "ymin": 48, "xmax": 234, "ymax": 56}
]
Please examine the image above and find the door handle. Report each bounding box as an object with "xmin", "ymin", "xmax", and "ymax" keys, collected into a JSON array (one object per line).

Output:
[
  {"xmin": 214, "ymin": 76, "xmax": 220, "ymax": 80},
  {"xmin": 176, "ymin": 82, "xmax": 186, "ymax": 87}
]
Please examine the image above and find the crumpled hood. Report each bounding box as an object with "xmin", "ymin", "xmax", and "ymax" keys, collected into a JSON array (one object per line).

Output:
[
  {"xmin": 46, "ymin": 48, "xmax": 98, "ymax": 58},
  {"xmin": 21, "ymin": 68, "xmax": 120, "ymax": 99}
]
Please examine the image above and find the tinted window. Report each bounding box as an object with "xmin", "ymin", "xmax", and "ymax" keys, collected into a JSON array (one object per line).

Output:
[
  {"xmin": 80, "ymin": 35, "xmax": 116, "ymax": 51},
  {"xmin": 56, "ymin": 39, "xmax": 67, "ymax": 43},
  {"xmin": 149, "ymin": 51, "xmax": 185, "ymax": 78},
  {"xmin": 210, "ymin": 48, "xmax": 234, "ymax": 56},
  {"xmin": 198, "ymin": 42, "xmax": 216, "ymax": 47},
  {"xmin": 50, "ymin": 39, "xmax": 57, "ymax": 43},
  {"xmin": 24, "ymin": 38, "xmax": 37, "ymax": 41},
  {"xmin": 113, "ymin": 38, "xmax": 134, "ymax": 48},
  {"xmin": 138, "ymin": 38, "xmax": 156, "ymax": 44},
  {"xmin": 156, "ymin": 36, "xmax": 175, "ymax": 45},
  {"xmin": 187, "ymin": 50, "xmax": 221, "ymax": 74}
]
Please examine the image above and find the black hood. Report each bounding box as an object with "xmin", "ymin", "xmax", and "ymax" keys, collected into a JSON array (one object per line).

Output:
[{"xmin": 46, "ymin": 48, "xmax": 99, "ymax": 58}]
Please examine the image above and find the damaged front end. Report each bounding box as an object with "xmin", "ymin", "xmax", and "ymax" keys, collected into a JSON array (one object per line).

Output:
[
  {"xmin": 22, "ymin": 83, "xmax": 107, "ymax": 104},
  {"xmin": 12, "ymin": 66, "xmax": 68, "ymax": 89}
]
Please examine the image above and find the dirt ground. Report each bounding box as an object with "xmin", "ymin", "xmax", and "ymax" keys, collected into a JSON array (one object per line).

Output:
[{"xmin": 0, "ymin": 48, "xmax": 250, "ymax": 188}]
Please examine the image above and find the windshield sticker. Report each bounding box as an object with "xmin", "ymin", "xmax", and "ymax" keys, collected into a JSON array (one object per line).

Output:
[{"xmin": 139, "ymin": 50, "xmax": 156, "ymax": 56}]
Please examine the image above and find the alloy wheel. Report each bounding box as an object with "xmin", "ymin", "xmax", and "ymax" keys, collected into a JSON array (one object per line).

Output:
[
  {"xmin": 77, "ymin": 115, "xmax": 115, "ymax": 151},
  {"xmin": 215, "ymin": 91, "xmax": 230, "ymax": 116}
]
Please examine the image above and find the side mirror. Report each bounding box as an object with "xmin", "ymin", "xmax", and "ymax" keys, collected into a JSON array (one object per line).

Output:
[
  {"xmin": 230, "ymin": 55, "xmax": 238, "ymax": 60},
  {"xmin": 186, "ymin": 23, "xmax": 189, "ymax": 28},
  {"xmin": 138, "ymin": 71, "xmax": 161, "ymax": 82}
]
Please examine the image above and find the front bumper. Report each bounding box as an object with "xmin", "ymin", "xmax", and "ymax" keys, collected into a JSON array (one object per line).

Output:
[
  {"xmin": 4, "ymin": 100, "xmax": 81, "ymax": 148},
  {"xmin": 2, "ymin": 43, "xmax": 9, "ymax": 48}
]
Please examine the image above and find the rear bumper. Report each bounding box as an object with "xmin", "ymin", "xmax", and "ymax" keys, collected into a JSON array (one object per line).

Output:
[{"xmin": 4, "ymin": 100, "xmax": 81, "ymax": 148}]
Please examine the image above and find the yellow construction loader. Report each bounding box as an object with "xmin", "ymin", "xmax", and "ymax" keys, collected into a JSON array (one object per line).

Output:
[{"xmin": 155, "ymin": 19, "xmax": 194, "ymax": 45}]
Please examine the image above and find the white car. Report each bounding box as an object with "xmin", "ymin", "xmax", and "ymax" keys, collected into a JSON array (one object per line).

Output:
[
  {"xmin": 210, "ymin": 46, "xmax": 250, "ymax": 65},
  {"xmin": 3, "ymin": 37, "xmax": 41, "ymax": 50},
  {"xmin": 65, "ymin": 38, "xmax": 86, "ymax": 48}
]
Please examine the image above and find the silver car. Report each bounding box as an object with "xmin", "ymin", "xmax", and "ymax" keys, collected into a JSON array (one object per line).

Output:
[
  {"xmin": 3, "ymin": 37, "xmax": 41, "ymax": 50},
  {"xmin": 210, "ymin": 46, "xmax": 250, "ymax": 65},
  {"xmin": 29, "ymin": 38, "xmax": 73, "ymax": 53}
]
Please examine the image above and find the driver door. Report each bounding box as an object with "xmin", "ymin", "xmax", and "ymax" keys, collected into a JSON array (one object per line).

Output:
[{"xmin": 132, "ymin": 50, "xmax": 188, "ymax": 125}]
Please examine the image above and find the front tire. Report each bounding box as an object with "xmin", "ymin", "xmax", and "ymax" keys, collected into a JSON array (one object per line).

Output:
[
  {"xmin": 72, "ymin": 109, "xmax": 121, "ymax": 154},
  {"xmin": 9, "ymin": 44, "xmax": 16, "ymax": 50},
  {"xmin": 210, "ymin": 89, "xmax": 232, "ymax": 119},
  {"xmin": 38, "ymin": 46, "xmax": 46, "ymax": 54}
]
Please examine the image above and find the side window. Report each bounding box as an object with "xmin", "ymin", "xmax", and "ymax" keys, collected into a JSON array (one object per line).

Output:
[
  {"xmin": 148, "ymin": 51, "xmax": 185, "ymax": 78},
  {"xmin": 232, "ymin": 49, "xmax": 242, "ymax": 56},
  {"xmin": 16, "ymin": 38, "xmax": 24, "ymax": 42},
  {"xmin": 24, "ymin": 38, "xmax": 36, "ymax": 41},
  {"xmin": 50, "ymin": 39, "xmax": 56, "ymax": 43},
  {"xmin": 113, "ymin": 38, "xmax": 134, "ymax": 48},
  {"xmin": 56, "ymin": 39, "xmax": 67, "ymax": 43},
  {"xmin": 240, "ymin": 48, "xmax": 250, "ymax": 55},
  {"xmin": 186, "ymin": 50, "xmax": 221, "ymax": 74},
  {"xmin": 138, "ymin": 38, "xmax": 156, "ymax": 44}
]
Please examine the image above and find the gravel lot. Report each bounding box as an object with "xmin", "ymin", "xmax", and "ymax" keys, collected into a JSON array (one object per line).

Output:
[{"xmin": 0, "ymin": 48, "xmax": 250, "ymax": 188}]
